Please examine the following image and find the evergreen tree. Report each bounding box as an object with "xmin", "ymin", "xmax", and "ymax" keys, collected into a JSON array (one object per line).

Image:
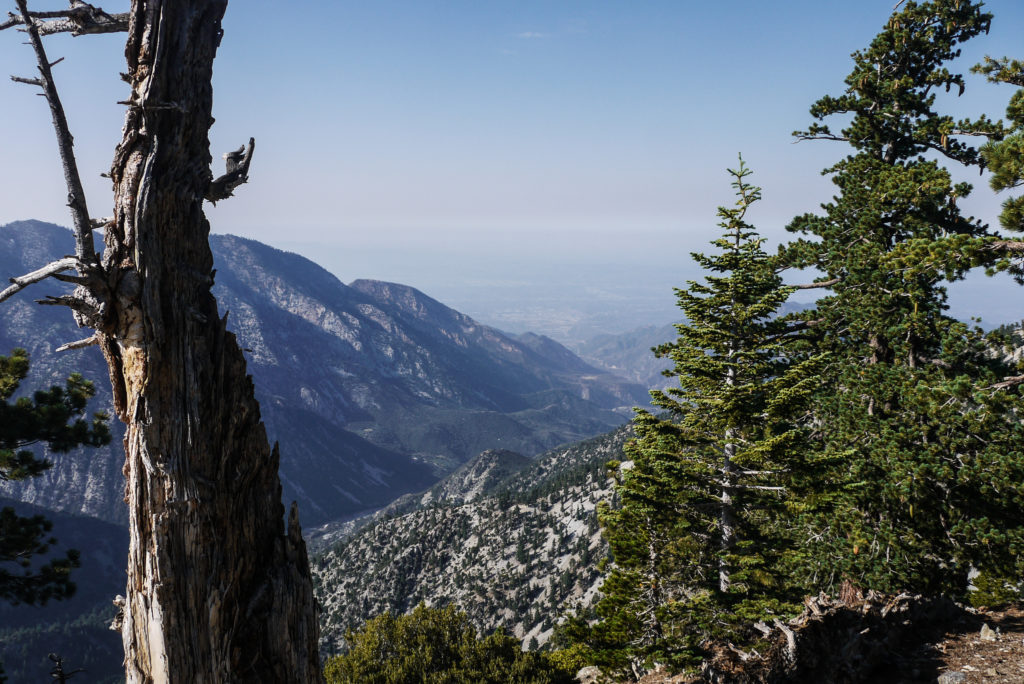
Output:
[
  {"xmin": 1, "ymin": 348, "xmax": 110, "ymax": 606},
  {"xmin": 0, "ymin": 348, "xmax": 110, "ymax": 683},
  {"xmin": 783, "ymin": 0, "xmax": 1024, "ymax": 596},
  {"xmin": 584, "ymin": 161, "xmax": 822, "ymax": 676},
  {"xmin": 974, "ymin": 56, "xmax": 1024, "ymax": 234},
  {"xmin": 323, "ymin": 603, "xmax": 575, "ymax": 684}
]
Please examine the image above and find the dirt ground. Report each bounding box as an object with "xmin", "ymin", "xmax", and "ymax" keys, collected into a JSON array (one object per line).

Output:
[{"xmin": 924, "ymin": 606, "xmax": 1024, "ymax": 683}]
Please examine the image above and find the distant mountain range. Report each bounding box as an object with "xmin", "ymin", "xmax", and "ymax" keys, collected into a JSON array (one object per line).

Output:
[
  {"xmin": 0, "ymin": 220, "xmax": 647, "ymax": 527},
  {"xmin": 570, "ymin": 323, "xmax": 677, "ymax": 389},
  {"xmin": 570, "ymin": 302, "xmax": 816, "ymax": 391}
]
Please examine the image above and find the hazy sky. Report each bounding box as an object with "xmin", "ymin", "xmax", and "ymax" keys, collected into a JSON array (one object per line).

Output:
[{"xmin": 1, "ymin": 1, "xmax": 1023, "ymax": 333}]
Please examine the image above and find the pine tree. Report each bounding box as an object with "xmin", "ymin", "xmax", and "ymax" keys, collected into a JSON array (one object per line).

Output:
[
  {"xmin": 974, "ymin": 56, "xmax": 1024, "ymax": 234},
  {"xmin": 0, "ymin": 348, "xmax": 110, "ymax": 683},
  {"xmin": 1, "ymin": 348, "xmax": 110, "ymax": 606},
  {"xmin": 585, "ymin": 161, "xmax": 822, "ymax": 676},
  {"xmin": 323, "ymin": 604, "xmax": 575, "ymax": 684},
  {"xmin": 783, "ymin": 0, "xmax": 1024, "ymax": 596}
]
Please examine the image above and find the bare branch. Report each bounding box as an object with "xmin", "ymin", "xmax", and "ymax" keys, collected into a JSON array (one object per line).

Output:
[
  {"xmin": 56, "ymin": 334, "xmax": 98, "ymax": 352},
  {"xmin": 991, "ymin": 240, "xmax": 1024, "ymax": 252},
  {"xmin": 989, "ymin": 374, "xmax": 1024, "ymax": 391},
  {"xmin": 10, "ymin": 75, "xmax": 43, "ymax": 86},
  {"xmin": 794, "ymin": 133, "xmax": 851, "ymax": 144},
  {"xmin": 774, "ymin": 618, "xmax": 797, "ymax": 664},
  {"xmin": 764, "ymin": 318, "xmax": 825, "ymax": 342},
  {"xmin": 0, "ymin": 256, "xmax": 78, "ymax": 302},
  {"xmin": 793, "ymin": 277, "xmax": 841, "ymax": 290},
  {"xmin": 51, "ymin": 272, "xmax": 90, "ymax": 285},
  {"xmin": 948, "ymin": 128, "xmax": 1000, "ymax": 138},
  {"xmin": 35, "ymin": 293, "xmax": 98, "ymax": 319},
  {"xmin": 206, "ymin": 138, "xmax": 255, "ymax": 204},
  {"xmin": 1, "ymin": 4, "xmax": 128, "ymax": 36},
  {"xmin": 12, "ymin": 0, "xmax": 96, "ymax": 263}
]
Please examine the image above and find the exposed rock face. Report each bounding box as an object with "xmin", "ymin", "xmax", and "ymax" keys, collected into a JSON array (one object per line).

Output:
[
  {"xmin": 0, "ymin": 221, "xmax": 646, "ymax": 527},
  {"xmin": 312, "ymin": 427, "xmax": 631, "ymax": 655}
]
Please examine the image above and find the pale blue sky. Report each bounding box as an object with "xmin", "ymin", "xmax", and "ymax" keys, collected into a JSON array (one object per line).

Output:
[{"xmin": 1, "ymin": 1, "xmax": 1023, "ymax": 334}]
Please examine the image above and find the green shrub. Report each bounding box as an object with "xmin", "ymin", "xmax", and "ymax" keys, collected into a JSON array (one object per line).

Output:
[{"xmin": 324, "ymin": 604, "xmax": 575, "ymax": 684}]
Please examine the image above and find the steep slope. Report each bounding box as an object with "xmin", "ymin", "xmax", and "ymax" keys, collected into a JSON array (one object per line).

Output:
[
  {"xmin": 212, "ymin": 234, "xmax": 645, "ymax": 474},
  {"xmin": 312, "ymin": 426, "xmax": 631, "ymax": 653},
  {"xmin": 305, "ymin": 448, "xmax": 530, "ymax": 553},
  {"xmin": 419, "ymin": 449, "xmax": 531, "ymax": 506},
  {"xmin": 0, "ymin": 221, "xmax": 645, "ymax": 526}
]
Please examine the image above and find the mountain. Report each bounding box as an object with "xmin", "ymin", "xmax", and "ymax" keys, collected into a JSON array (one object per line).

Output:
[
  {"xmin": 571, "ymin": 323, "xmax": 677, "ymax": 389},
  {"xmin": 418, "ymin": 448, "xmax": 531, "ymax": 507},
  {"xmin": 210, "ymin": 232, "xmax": 645, "ymax": 474},
  {"xmin": 572, "ymin": 302, "xmax": 815, "ymax": 391},
  {"xmin": 306, "ymin": 447, "xmax": 533, "ymax": 553},
  {"xmin": 312, "ymin": 426, "xmax": 631, "ymax": 654},
  {"xmin": 0, "ymin": 220, "xmax": 646, "ymax": 527}
]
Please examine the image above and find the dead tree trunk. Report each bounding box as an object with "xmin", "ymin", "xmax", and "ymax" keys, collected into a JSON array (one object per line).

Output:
[
  {"xmin": 106, "ymin": 3, "xmax": 321, "ymax": 681},
  {"xmin": 3, "ymin": 1, "xmax": 322, "ymax": 681}
]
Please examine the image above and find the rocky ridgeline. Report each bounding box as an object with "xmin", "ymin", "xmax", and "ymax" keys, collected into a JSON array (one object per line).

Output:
[
  {"xmin": 0, "ymin": 220, "xmax": 646, "ymax": 526},
  {"xmin": 312, "ymin": 426, "xmax": 632, "ymax": 655}
]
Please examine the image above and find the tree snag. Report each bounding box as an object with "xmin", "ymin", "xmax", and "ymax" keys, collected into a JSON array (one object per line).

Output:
[{"xmin": 3, "ymin": 1, "xmax": 322, "ymax": 681}]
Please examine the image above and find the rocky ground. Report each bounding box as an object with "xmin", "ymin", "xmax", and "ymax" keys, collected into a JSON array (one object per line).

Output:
[{"xmin": 929, "ymin": 606, "xmax": 1024, "ymax": 683}]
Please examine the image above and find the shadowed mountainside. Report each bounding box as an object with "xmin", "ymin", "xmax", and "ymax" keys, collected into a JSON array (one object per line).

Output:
[{"xmin": 0, "ymin": 220, "xmax": 646, "ymax": 527}]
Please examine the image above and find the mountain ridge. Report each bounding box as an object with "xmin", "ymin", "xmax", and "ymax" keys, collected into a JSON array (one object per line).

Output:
[
  {"xmin": 312, "ymin": 425, "xmax": 632, "ymax": 653},
  {"xmin": 0, "ymin": 221, "xmax": 646, "ymax": 527}
]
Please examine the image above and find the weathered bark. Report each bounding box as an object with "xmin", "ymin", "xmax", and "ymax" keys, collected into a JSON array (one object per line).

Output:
[
  {"xmin": 94, "ymin": 2, "xmax": 322, "ymax": 681},
  {"xmin": 5, "ymin": 1, "xmax": 322, "ymax": 679}
]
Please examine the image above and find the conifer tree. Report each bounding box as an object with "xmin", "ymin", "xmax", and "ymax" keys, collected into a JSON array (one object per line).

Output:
[
  {"xmin": 974, "ymin": 56, "xmax": 1024, "ymax": 234},
  {"xmin": 1, "ymin": 348, "xmax": 110, "ymax": 606},
  {"xmin": 783, "ymin": 0, "xmax": 1024, "ymax": 596},
  {"xmin": 0, "ymin": 348, "xmax": 110, "ymax": 683},
  {"xmin": 586, "ymin": 161, "xmax": 821, "ymax": 675},
  {"xmin": 323, "ymin": 604, "xmax": 574, "ymax": 684}
]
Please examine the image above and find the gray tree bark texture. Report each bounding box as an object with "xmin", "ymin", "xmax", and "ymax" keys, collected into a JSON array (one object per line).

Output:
[{"xmin": 97, "ymin": 2, "xmax": 322, "ymax": 681}]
